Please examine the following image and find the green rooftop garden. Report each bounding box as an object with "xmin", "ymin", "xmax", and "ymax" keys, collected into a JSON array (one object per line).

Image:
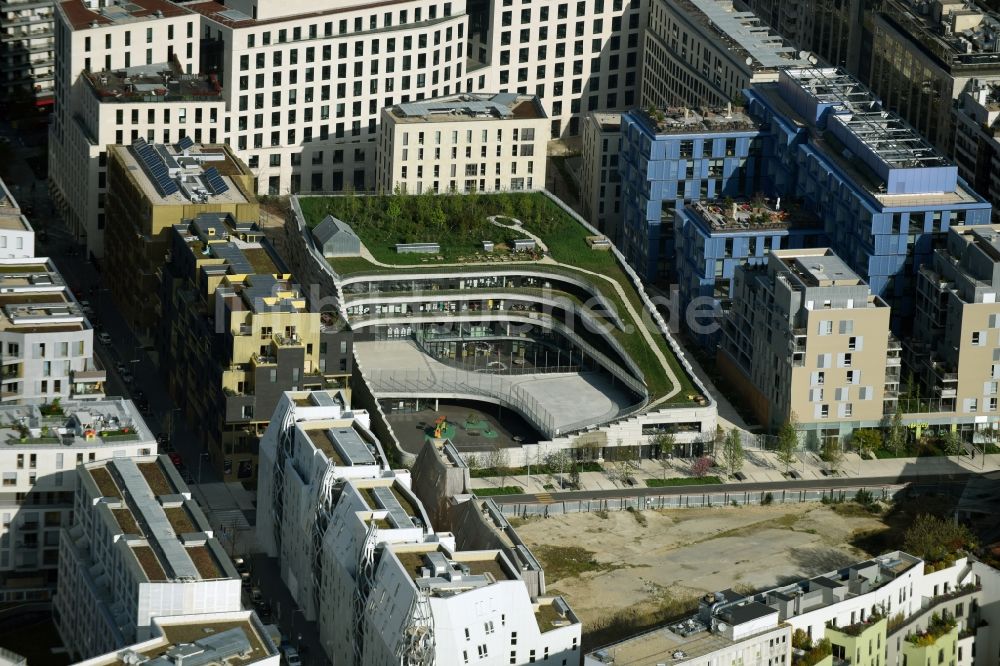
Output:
[
  {"xmin": 906, "ymin": 613, "xmax": 957, "ymax": 647},
  {"xmin": 298, "ymin": 193, "xmax": 699, "ymax": 403}
]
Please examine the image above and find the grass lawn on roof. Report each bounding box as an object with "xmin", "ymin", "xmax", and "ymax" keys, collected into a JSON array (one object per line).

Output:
[{"xmin": 300, "ymin": 192, "xmax": 698, "ymax": 402}]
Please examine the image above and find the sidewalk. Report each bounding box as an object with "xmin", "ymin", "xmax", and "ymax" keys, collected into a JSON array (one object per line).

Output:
[{"xmin": 468, "ymin": 449, "xmax": 1000, "ymax": 494}]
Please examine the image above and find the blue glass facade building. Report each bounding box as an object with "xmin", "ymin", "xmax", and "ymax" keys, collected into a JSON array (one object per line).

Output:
[{"xmin": 618, "ymin": 108, "xmax": 767, "ymax": 283}]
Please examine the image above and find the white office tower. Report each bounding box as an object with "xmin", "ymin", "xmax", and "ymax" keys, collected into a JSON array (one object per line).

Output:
[
  {"xmin": 257, "ymin": 390, "xmax": 582, "ymax": 666},
  {"xmin": 467, "ymin": 0, "xmax": 648, "ymax": 139},
  {"xmin": 190, "ymin": 0, "xmax": 470, "ymax": 196},
  {"xmin": 48, "ymin": 0, "xmax": 223, "ymax": 259},
  {"xmin": 54, "ymin": 454, "xmax": 242, "ymax": 661}
]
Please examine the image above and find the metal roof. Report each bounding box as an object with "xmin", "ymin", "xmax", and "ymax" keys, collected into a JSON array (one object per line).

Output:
[
  {"xmin": 371, "ymin": 486, "xmax": 412, "ymax": 529},
  {"xmin": 327, "ymin": 427, "xmax": 376, "ymax": 466}
]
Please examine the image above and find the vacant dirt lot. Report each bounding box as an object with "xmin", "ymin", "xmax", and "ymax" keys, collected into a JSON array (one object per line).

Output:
[{"xmin": 515, "ymin": 503, "xmax": 888, "ymax": 649}]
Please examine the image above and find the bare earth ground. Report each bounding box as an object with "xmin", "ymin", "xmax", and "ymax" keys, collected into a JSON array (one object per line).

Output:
[{"xmin": 514, "ymin": 503, "xmax": 888, "ymax": 649}]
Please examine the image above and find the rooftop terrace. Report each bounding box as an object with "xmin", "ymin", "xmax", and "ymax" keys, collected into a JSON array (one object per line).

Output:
[
  {"xmin": 58, "ymin": 0, "xmax": 189, "ymax": 30},
  {"xmin": 392, "ymin": 547, "xmax": 517, "ymax": 594},
  {"xmin": 388, "ymin": 92, "xmax": 545, "ymax": 123},
  {"xmin": 636, "ymin": 105, "xmax": 759, "ymax": 134},
  {"xmin": 121, "ymin": 138, "xmax": 246, "ymax": 205},
  {"xmin": 84, "ymin": 62, "xmax": 222, "ymax": 104},
  {"xmin": 0, "ymin": 399, "xmax": 151, "ymax": 447},
  {"xmin": 688, "ymin": 197, "xmax": 820, "ymax": 232},
  {"xmin": 0, "ymin": 178, "xmax": 29, "ymax": 233},
  {"xmin": 778, "ymin": 250, "xmax": 866, "ymax": 287},
  {"xmin": 95, "ymin": 615, "xmax": 273, "ymax": 666}
]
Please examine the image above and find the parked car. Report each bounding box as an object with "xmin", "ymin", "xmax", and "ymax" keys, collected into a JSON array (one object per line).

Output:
[
  {"xmin": 249, "ymin": 587, "xmax": 263, "ymax": 605},
  {"xmin": 116, "ymin": 361, "xmax": 127, "ymax": 374},
  {"xmin": 79, "ymin": 300, "xmax": 93, "ymax": 314},
  {"xmin": 121, "ymin": 370, "xmax": 133, "ymax": 384},
  {"xmin": 168, "ymin": 452, "xmax": 183, "ymax": 467},
  {"xmin": 97, "ymin": 332, "xmax": 112, "ymax": 345},
  {"xmin": 156, "ymin": 432, "xmax": 170, "ymax": 445}
]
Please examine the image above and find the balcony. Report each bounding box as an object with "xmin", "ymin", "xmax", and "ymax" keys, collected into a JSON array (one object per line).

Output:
[{"xmin": 71, "ymin": 368, "xmax": 106, "ymax": 383}]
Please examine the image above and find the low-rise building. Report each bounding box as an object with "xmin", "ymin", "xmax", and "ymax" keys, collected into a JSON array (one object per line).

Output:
[
  {"xmin": 642, "ymin": 0, "xmax": 811, "ymax": 109},
  {"xmin": 586, "ymin": 590, "xmax": 790, "ymax": 665},
  {"xmin": 71, "ymin": 611, "xmax": 280, "ymax": 666},
  {"xmin": 376, "ymin": 92, "xmax": 549, "ymax": 195},
  {"xmin": 719, "ymin": 248, "xmax": 897, "ymax": 437},
  {"xmin": 0, "ymin": 399, "xmax": 155, "ymax": 597},
  {"xmin": 257, "ymin": 390, "xmax": 582, "ymax": 666},
  {"xmin": 619, "ymin": 106, "xmax": 766, "ymax": 284},
  {"xmin": 0, "ymin": 178, "xmax": 35, "ymax": 259},
  {"xmin": 157, "ymin": 212, "xmax": 353, "ymax": 482},
  {"xmin": 54, "ymin": 454, "xmax": 241, "ymax": 661},
  {"xmin": 581, "ymin": 112, "xmax": 623, "ymax": 242},
  {"xmin": 103, "ymin": 139, "xmax": 257, "ymax": 343}
]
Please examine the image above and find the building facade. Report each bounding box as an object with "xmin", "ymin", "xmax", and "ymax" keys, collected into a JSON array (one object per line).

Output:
[
  {"xmin": 157, "ymin": 213, "xmax": 353, "ymax": 482},
  {"xmin": 618, "ymin": 105, "xmax": 766, "ymax": 284},
  {"xmin": 0, "ymin": 177, "xmax": 36, "ymax": 260},
  {"xmin": 54, "ymin": 454, "xmax": 241, "ymax": 661},
  {"xmin": 642, "ymin": 0, "xmax": 810, "ymax": 110},
  {"xmin": 908, "ymin": 225, "xmax": 1000, "ymax": 424},
  {"xmin": 954, "ymin": 80, "xmax": 1000, "ymax": 221},
  {"xmin": 869, "ymin": 0, "xmax": 1000, "ymax": 155},
  {"xmin": 719, "ymin": 249, "xmax": 896, "ymax": 436},
  {"xmin": 0, "ymin": 0, "xmax": 55, "ymax": 106},
  {"xmin": 375, "ymin": 92, "xmax": 549, "ymax": 195},
  {"xmin": 0, "ymin": 400, "xmax": 155, "ymax": 595},
  {"xmin": 49, "ymin": 0, "xmax": 217, "ymax": 259},
  {"xmin": 103, "ymin": 139, "xmax": 257, "ymax": 343},
  {"xmin": 580, "ymin": 112, "xmax": 623, "ymax": 241},
  {"xmin": 746, "ymin": 67, "xmax": 993, "ymax": 332},
  {"xmin": 256, "ymin": 390, "xmax": 582, "ymax": 666}
]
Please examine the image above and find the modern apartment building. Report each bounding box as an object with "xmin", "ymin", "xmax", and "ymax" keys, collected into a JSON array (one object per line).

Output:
[
  {"xmin": 954, "ymin": 81, "xmax": 1000, "ymax": 221},
  {"xmin": 48, "ymin": 0, "xmax": 221, "ymax": 259},
  {"xmin": 674, "ymin": 198, "xmax": 825, "ymax": 348},
  {"xmin": 745, "ymin": 67, "xmax": 993, "ymax": 331},
  {"xmin": 54, "ymin": 454, "xmax": 241, "ymax": 661},
  {"xmin": 189, "ymin": 0, "xmax": 470, "ymax": 196},
  {"xmin": 375, "ymin": 92, "xmax": 549, "ymax": 195},
  {"xmin": 468, "ymin": 0, "xmax": 647, "ymax": 139},
  {"xmin": 719, "ymin": 248, "xmax": 896, "ymax": 437},
  {"xmin": 588, "ymin": 552, "xmax": 1000, "ymax": 666},
  {"xmin": 581, "ymin": 112, "xmax": 623, "ymax": 241},
  {"xmin": 908, "ymin": 225, "xmax": 1000, "ymax": 423},
  {"xmin": 0, "ymin": 399, "xmax": 154, "ymax": 596},
  {"xmin": 737, "ymin": 0, "xmax": 867, "ymax": 73},
  {"xmin": 0, "ymin": 177, "xmax": 36, "ymax": 259},
  {"xmin": 72, "ymin": 611, "xmax": 280, "ymax": 666},
  {"xmin": 157, "ymin": 212, "xmax": 353, "ymax": 482},
  {"xmin": 103, "ymin": 139, "xmax": 257, "ymax": 343},
  {"xmin": 0, "ymin": 256, "xmax": 105, "ymax": 404},
  {"xmin": 256, "ymin": 390, "xmax": 582, "ymax": 666},
  {"xmin": 869, "ymin": 0, "xmax": 1000, "ymax": 155},
  {"xmin": 0, "ymin": 0, "xmax": 56, "ymax": 106},
  {"xmin": 618, "ymin": 105, "xmax": 767, "ymax": 283},
  {"xmin": 641, "ymin": 0, "xmax": 810, "ymax": 110},
  {"xmin": 586, "ymin": 590, "xmax": 791, "ymax": 665}
]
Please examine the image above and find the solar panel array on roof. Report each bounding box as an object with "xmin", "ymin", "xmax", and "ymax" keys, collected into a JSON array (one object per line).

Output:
[
  {"xmin": 176, "ymin": 135, "xmax": 194, "ymax": 151},
  {"xmin": 133, "ymin": 138, "xmax": 178, "ymax": 197},
  {"xmin": 372, "ymin": 486, "xmax": 412, "ymax": 529},
  {"xmin": 203, "ymin": 166, "xmax": 230, "ymax": 195}
]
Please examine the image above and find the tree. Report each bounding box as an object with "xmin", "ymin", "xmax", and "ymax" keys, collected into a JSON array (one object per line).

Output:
[
  {"xmin": 721, "ymin": 428, "xmax": 745, "ymax": 477},
  {"xmin": 487, "ymin": 446, "xmax": 511, "ymax": 488},
  {"xmin": 821, "ymin": 437, "xmax": 845, "ymax": 474},
  {"xmin": 653, "ymin": 432, "xmax": 676, "ymax": 460},
  {"xmin": 941, "ymin": 429, "xmax": 962, "ymax": 457},
  {"xmin": 904, "ymin": 514, "xmax": 976, "ymax": 564},
  {"xmin": 691, "ymin": 456, "xmax": 713, "ymax": 477},
  {"xmin": 465, "ymin": 453, "xmax": 481, "ymax": 473},
  {"xmin": 545, "ymin": 450, "xmax": 572, "ymax": 488},
  {"xmin": 776, "ymin": 419, "xmax": 798, "ymax": 473},
  {"xmin": 569, "ymin": 461, "xmax": 581, "ymax": 489},
  {"xmin": 852, "ymin": 429, "xmax": 882, "ymax": 459},
  {"xmin": 886, "ymin": 408, "xmax": 906, "ymax": 456},
  {"xmin": 657, "ymin": 454, "xmax": 673, "ymax": 481},
  {"xmin": 791, "ymin": 628, "xmax": 812, "ymax": 651}
]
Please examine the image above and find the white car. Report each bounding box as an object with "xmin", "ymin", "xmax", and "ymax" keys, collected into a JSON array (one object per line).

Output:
[
  {"xmin": 281, "ymin": 647, "xmax": 302, "ymax": 666},
  {"xmin": 97, "ymin": 332, "xmax": 112, "ymax": 345}
]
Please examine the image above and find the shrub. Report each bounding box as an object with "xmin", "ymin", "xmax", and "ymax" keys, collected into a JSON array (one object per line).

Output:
[{"xmin": 761, "ymin": 492, "xmax": 774, "ymax": 505}]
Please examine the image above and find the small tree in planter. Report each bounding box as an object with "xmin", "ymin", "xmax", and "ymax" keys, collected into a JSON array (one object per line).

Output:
[{"xmin": 691, "ymin": 456, "xmax": 713, "ymax": 477}]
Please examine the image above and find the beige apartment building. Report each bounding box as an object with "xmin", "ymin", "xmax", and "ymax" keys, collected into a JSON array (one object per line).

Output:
[
  {"xmin": 908, "ymin": 225, "xmax": 1000, "ymax": 428},
  {"xmin": 580, "ymin": 112, "xmax": 623, "ymax": 242},
  {"xmin": 375, "ymin": 92, "xmax": 549, "ymax": 195},
  {"xmin": 719, "ymin": 248, "xmax": 897, "ymax": 440}
]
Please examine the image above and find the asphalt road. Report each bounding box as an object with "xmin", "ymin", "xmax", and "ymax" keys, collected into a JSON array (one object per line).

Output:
[{"xmin": 490, "ymin": 469, "xmax": 979, "ymax": 504}]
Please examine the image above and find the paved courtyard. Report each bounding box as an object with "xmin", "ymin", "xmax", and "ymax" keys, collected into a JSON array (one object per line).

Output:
[{"xmin": 355, "ymin": 340, "xmax": 637, "ymax": 435}]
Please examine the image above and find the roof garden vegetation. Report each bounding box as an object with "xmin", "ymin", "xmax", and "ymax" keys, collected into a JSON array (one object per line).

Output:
[
  {"xmin": 298, "ymin": 193, "xmax": 698, "ymax": 402},
  {"xmin": 906, "ymin": 613, "xmax": 957, "ymax": 647}
]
